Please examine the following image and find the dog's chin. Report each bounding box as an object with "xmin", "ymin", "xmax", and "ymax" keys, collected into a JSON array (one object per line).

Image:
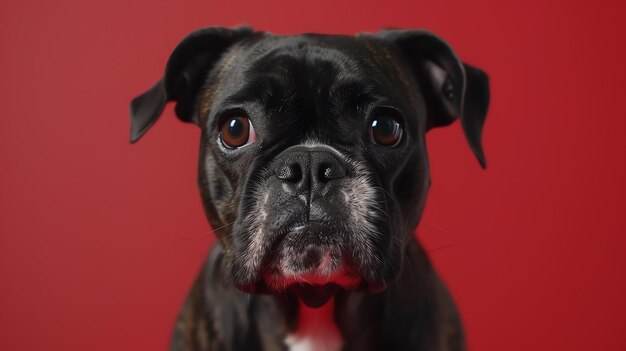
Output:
[{"xmin": 231, "ymin": 223, "xmax": 390, "ymax": 307}]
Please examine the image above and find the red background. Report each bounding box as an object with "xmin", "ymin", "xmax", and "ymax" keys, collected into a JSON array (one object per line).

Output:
[{"xmin": 1, "ymin": 0, "xmax": 625, "ymax": 350}]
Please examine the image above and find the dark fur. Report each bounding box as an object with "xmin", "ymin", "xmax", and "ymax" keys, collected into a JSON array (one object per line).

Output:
[{"xmin": 130, "ymin": 26, "xmax": 489, "ymax": 351}]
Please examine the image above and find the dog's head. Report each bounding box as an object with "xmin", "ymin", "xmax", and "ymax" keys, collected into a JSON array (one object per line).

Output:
[{"xmin": 130, "ymin": 27, "xmax": 489, "ymax": 307}]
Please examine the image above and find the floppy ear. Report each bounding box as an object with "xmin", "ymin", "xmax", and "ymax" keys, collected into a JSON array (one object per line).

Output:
[
  {"xmin": 376, "ymin": 29, "xmax": 490, "ymax": 168},
  {"xmin": 129, "ymin": 26, "xmax": 254, "ymax": 143}
]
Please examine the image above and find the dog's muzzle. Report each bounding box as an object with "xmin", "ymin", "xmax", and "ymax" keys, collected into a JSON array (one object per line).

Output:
[{"xmin": 232, "ymin": 145, "xmax": 388, "ymax": 307}]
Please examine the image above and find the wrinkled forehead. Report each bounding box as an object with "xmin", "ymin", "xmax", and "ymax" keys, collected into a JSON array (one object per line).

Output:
[
  {"xmin": 247, "ymin": 35, "xmax": 392, "ymax": 80},
  {"xmin": 218, "ymin": 34, "xmax": 417, "ymax": 111}
]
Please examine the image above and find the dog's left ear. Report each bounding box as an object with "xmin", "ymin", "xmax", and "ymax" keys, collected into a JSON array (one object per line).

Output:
[
  {"xmin": 375, "ymin": 29, "xmax": 490, "ymax": 168},
  {"xmin": 129, "ymin": 26, "xmax": 254, "ymax": 143}
]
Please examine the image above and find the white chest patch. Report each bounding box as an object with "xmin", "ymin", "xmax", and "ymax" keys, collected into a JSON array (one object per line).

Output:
[{"xmin": 284, "ymin": 298, "xmax": 343, "ymax": 351}]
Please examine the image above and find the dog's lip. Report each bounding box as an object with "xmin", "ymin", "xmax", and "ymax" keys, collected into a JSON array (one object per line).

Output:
[
  {"xmin": 235, "ymin": 265, "xmax": 362, "ymax": 294},
  {"xmin": 264, "ymin": 259, "xmax": 362, "ymax": 287},
  {"xmin": 367, "ymin": 281, "xmax": 388, "ymax": 294},
  {"xmin": 234, "ymin": 281, "xmax": 264, "ymax": 294},
  {"xmin": 234, "ymin": 279, "xmax": 388, "ymax": 296},
  {"xmin": 240, "ymin": 282, "xmax": 363, "ymax": 308},
  {"xmin": 266, "ymin": 270, "xmax": 362, "ymax": 288},
  {"xmin": 234, "ymin": 251, "xmax": 390, "ymax": 295}
]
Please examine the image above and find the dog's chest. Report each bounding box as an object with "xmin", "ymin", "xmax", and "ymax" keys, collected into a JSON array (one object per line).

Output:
[{"xmin": 284, "ymin": 299, "xmax": 343, "ymax": 351}]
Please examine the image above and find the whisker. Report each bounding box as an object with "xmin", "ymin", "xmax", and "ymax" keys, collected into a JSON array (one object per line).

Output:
[
  {"xmin": 422, "ymin": 222, "xmax": 450, "ymax": 233},
  {"xmin": 180, "ymin": 220, "xmax": 236, "ymax": 240},
  {"xmin": 179, "ymin": 232, "xmax": 215, "ymax": 240},
  {"xmin": 426, "ymin": 242, "xmax": 461, "ymax": 252}
]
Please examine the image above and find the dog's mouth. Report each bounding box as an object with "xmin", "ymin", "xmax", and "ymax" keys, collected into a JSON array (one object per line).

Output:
[
  {"xmin": 231, "ymin": 222, "xmax": 389, "ymax": 306},
  {"xmin": 287, "ymin": 280, "xmax": 388, "ymax": 308},
  {"xmin": 236, "ymin": 281, "xmax": 387, "ymax": 308},
  {"xmin": 235, "ymin": 264, "xmax": 388, "ymax": 308},
  {"xmin": 288, "ymin": 283, "xmax": 341, "ymax": 308}
]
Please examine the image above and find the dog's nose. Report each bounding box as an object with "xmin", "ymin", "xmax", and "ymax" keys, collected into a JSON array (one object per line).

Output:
[{"xmin": 274, "ymin": 147, "xmax": 347, "ymax": 191}]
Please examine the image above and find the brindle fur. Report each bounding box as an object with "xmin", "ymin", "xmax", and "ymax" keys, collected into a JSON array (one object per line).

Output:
[{"xmin": 130, "ymin": 26, "xmax": 489, "ymax": 351}]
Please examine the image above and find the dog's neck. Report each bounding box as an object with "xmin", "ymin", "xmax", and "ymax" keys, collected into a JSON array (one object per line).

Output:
[{"xmin": 284, "ymin": 297, "xmax": 343, "ymax": 351}]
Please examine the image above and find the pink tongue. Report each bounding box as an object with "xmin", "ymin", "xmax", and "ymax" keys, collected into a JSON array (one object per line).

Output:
[{"xmin": 290, "ymin": 284, "xmax": 340, "ymax": 308}]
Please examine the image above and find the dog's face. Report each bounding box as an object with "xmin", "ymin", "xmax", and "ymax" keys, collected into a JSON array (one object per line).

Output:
[{"xmin": 130, "ymin": 27, "xmax": 489, "ymax": 307}]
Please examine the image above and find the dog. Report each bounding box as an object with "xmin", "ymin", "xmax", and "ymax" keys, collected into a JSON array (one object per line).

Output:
[{"xmin": 130, "ymin": 26, "xmax": 489, "ymax": 351}]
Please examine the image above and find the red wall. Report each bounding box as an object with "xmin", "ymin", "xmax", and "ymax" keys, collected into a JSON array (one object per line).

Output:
[{"xmin": 1, "ymin": 0, "xmax": 625, "ymax": 350}]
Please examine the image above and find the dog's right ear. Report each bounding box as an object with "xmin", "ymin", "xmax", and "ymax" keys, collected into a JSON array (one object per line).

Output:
[
  {"xmin": 374, "ymin": 29, "xmax": 490, "ymax": 168},
  {"xmin": 129, "ymin": 26, "xmax": 254, "ymax": 143}
]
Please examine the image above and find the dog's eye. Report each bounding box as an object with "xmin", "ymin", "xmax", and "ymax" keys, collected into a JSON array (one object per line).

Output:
[
  {"xmin": 369, "ymin": 114, "xmax": 403, "ymax": 147},
  {"xmin": 219, "ymin": 114, "xmax": 256, "ymax": 149}
]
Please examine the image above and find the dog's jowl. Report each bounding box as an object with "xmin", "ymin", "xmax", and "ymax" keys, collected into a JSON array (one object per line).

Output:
[{"xmin": 130, "ymin": 26, "xmax": 489, "ymax": 351}]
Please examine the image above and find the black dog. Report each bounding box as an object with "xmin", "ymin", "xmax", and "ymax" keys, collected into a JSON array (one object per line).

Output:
[{"xmin": 130, "ymin": 26, "xmax": 489, "ymax": 351}]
